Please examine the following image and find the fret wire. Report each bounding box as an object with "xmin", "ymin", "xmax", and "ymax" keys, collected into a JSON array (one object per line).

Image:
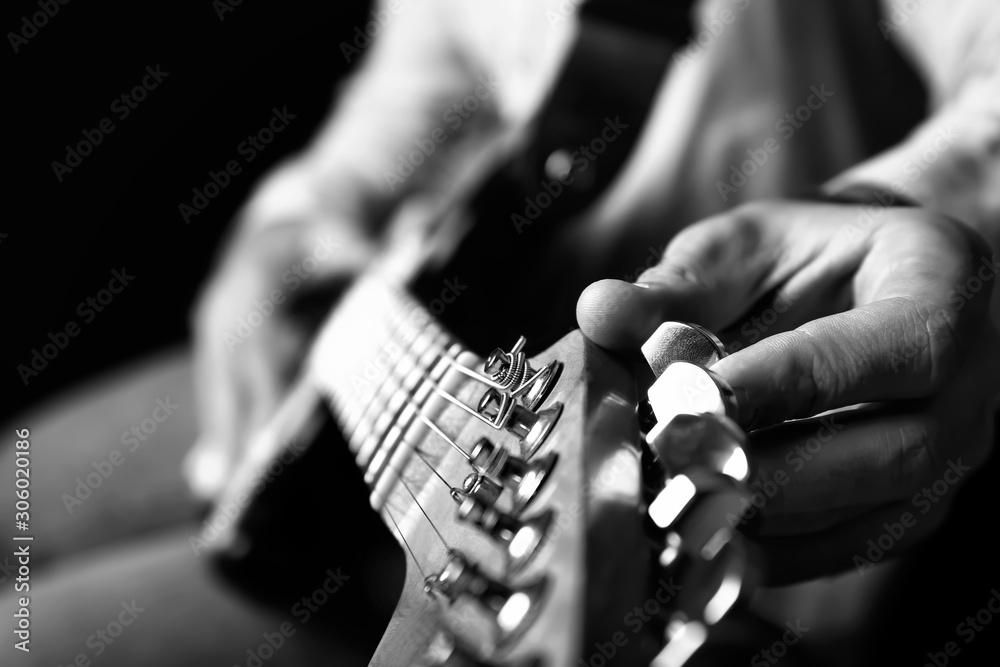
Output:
[
  {"xmin": 359, "ymin": 348, "xmax": 457, "ymax": 485},
  {"xmin": 359, "ymin": 343, "xmax": 478, "ymax": 492},
  {"xmin": 382, "ymin": 504, "xmax": 428, "ymax": 580},
  {"xmin": 352, "ymin": 330, "xmax": 451, "ymax": 462},
  {"xmin": 397, "ymin": 474, "xmax": 450, "ymax": 549},
  {"xmin": 318, "ymin": 278, "xmax": 492, "ymax": 496},
  {"xmin": 340, "ymin": 304, "xmax": 424, "ymax": 438},
  {"xmin": 331, "ymin": 281, "xmax": 425, "ymax": 424}
]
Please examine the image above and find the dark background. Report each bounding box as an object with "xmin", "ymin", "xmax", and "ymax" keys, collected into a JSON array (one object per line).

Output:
[{"xmin": 4, "ymin": 0, "xmax": 368, "ymax": 416}]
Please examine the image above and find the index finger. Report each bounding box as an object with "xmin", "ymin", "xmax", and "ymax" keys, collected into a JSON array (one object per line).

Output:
[{"xmin": 713, "ymin": 222, "xmax": 991, "ymax": 429}]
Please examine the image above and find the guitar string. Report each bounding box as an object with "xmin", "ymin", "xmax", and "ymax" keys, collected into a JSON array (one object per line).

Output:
[
  {"xmin": 334, "ymin": 294, "xmax": 506, "ymax": 563},
  {"xmin": 396, "ymin": 474, "xmax": 451, "ymax": 549},
  {"xmin": 347, "ymin": 352, "xmax": 481, "ymax": 472},
  {"xmin": 413, "ymin": 447, "xmax": 458, "ymax": 491},
  {"xmin": 382, "ymin": 503, "xmax": 428, "ymax": 580},
  {"xmin": 344, "ymin": 341, "xmax": 474, "ymax": 464}
]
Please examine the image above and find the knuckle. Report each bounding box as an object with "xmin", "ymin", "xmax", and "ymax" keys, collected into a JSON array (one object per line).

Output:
[
  {"xmin": 788, "ymin": 328, "xmax": 851, "ymax": 415},
  {"xmin": 909, "ymin": 299, "xmax": 963, "ymax": 390},
  {"xmin": 891, "ymin": 419, "xmax": 938, "ymax": 493}
]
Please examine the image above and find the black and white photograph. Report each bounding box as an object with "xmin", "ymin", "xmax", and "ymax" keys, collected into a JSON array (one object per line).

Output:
[{"xmin": 3, "ymin": 1, "xmax": 999, "ymax": 665}]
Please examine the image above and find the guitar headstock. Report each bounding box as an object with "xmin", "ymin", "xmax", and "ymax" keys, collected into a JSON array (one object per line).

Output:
[{"xmin": 369, "ymin": 329, "xmax": 653, "ymax": 667}]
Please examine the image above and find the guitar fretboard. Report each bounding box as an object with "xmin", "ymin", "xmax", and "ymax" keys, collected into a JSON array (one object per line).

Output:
[{"xmin": 307, "ymin": 274, "xmax": 473, "ymax": 509}]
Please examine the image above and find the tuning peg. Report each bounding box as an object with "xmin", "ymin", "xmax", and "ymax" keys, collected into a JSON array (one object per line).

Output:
[
  {"xmin": 456, "ymin": 496, "xmax": 553, "ymax": 572},
  {"xmin": 645, "ymin": 362, "xmax": 738, "ymax": 444},
  {"xmin": 646, "ymin": 538, "xmax": 754, "ymax": 667},
  {"xmin": 421, "ymin": 632, "xmax": 542, "ymax": 667},
  {"xmin": 460, "ymin": 472, "xmax": 504, "ymax": 507},
  {"xmin": 478, "ymin": 389, "xmax": 562, "ymax": 459},
  {"xmin": 646, "ymin": 413, "xmax": 750, "ymax": 484},
  {"xmin": 425, "ymin": 550, "xmax": 548, "ymax": 646},
  {"xmin": 642, "ymin": 322, "xmax": 726, "ymax": 378},
  {"xmin": 647, "ymin": 467, "xmax": 732, "ymax": 532},
  {"xmin": 470, "ymin": 438, "xmax": 556, "ymax": 513},
  {"xmin": 483, "ymin": 338, "xmax": 562, "ymax": 411}
]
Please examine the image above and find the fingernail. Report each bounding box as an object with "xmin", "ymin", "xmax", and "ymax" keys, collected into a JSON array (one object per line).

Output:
[{"xmin": 632, "ymin": 282, "xmax": 651, "ymax": 289}]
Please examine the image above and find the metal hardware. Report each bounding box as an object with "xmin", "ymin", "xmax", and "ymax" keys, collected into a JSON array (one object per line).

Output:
[
  {"xmin": 456, "ymin": 496, "xmax": 553, "ymax": 572},
  {"xmin": 425, "ymin": 550, "xmax": 548, "ymax": 645},
  {"xmin": 641, "ymin": 322, "xmax": 726, "ymax": 378},
  {"xmin": 470, "ymin": 438, "xmax": 556, "ymax": 513}
]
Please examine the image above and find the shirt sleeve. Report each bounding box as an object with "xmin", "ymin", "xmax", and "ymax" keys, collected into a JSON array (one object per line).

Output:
[
  {"xmin": 239, "ymin": 0, "xmax": 500, "ymax": 238},
  {"xmin": 822, "ymin": 0, "xmax": 1000, "ymax": 251}
]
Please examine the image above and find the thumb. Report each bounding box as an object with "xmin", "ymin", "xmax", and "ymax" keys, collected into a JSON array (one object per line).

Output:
[{"xmin": 576, "ymin": 268, "xmax": 719, "ymax": 351}]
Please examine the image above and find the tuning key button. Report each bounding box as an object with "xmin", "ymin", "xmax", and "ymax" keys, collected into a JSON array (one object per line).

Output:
[
  {"xmin": 457, "ymin": 496, "xmax": 553, "ymax": 572},
  {"xmin": 647, "ymin": 413, "xmax": 750, "ymax": 484},
  {"xmin": 422, "ymin": 632, "xmax": 544, "ymax": 667},
  {"xmin": 641, "ymin": 322, "xmax": 726, "ymax": 378},
  {"xmin": 470, "ymin": 438, "xmax": 556, "ymax": 513},
  {"xmin": 649, "ymin": 540, "xmax": 753, "ymax": 667},
  {"xmin": 645, "ymin": 362, "xmax": 738, "ymax": 444},
  {"xmin": 647, "ymin": 467, "xmax": 730, "ymax": 531},
  {"xmin": 426, "ymin": 550, "xmax": 548, "ymax": 646}
]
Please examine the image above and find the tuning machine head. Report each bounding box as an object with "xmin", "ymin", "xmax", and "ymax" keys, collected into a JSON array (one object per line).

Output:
[
  {"xmin": 478, "ymin": 389, "xmax": 563, "ymax": 460},
  {"xmin": 456, "ymin": 495, "xmax": 553, "ymax": 572},
  {"xmin": 425, "ymin": 550, "xmax": 548, "ymax": 646},
  {"xmin": 470, "ymin": 438, "xmax": 556, "ymax": 513}
]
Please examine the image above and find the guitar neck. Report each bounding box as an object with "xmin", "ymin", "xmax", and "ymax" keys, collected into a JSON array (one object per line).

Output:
[
  {"xmin": 207, "ymin": 271, "xmax": 472, "ymax": 545},
  {"xmin": 306, "ymin": 272, "xmax": 475, "ymax": 509}
]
